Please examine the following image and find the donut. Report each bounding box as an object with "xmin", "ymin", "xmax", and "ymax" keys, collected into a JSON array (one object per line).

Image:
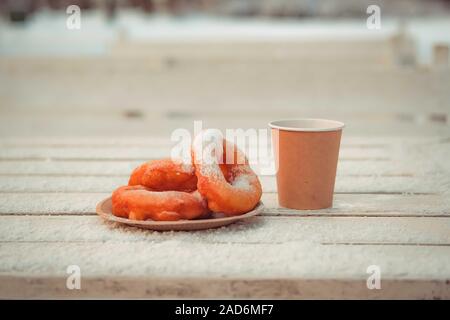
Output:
[
  {"xmin": 129, "ymin": 158, "xmax": 197, "ymax": 192},
  {"xmin": 192, "ymin": 132, "xmax": 262, "ymax": 215},
  {"xmin": 112, "ymin": 185, "xmax": 209, "ymax": 221}
]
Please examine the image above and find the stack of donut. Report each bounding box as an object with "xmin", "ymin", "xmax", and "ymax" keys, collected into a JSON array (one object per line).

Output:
[{"xmin": 111, "ymin": 131, "xmax": 262, "ymax": 221}]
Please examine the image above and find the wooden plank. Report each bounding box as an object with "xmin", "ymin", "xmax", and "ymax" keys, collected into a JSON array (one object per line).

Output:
[
  {"xmin": 0, "ymin": 137, "xmax": 175, "ymax": 147},
  {"xmin": 0, "ymin": 159, "xmax": 413, "ymax": 177},
  {"xmin": 0, "ymin": 161, "xmax": 139, "ymax": 176},
  {"xmin": 0, "ymin": 116, "xmax": 448, "ymax": 137},
  {"xmin": 1, "ymin": 39, "xmax": 394, "ymax": 66},
  {"xmin": 110, "ymin": 40, "xmax": 393, "ymax": 63},
  {"xmin": 0, "ymin": 137, "xmax": 389, "ymax": 149},
  {"xmin": 1, "ymin": 106, "xmax": 448, "ymax": 129},
  {"xmin": 1, "ymin": 106, "xmax": 448, "ymax": 128},
  {"xmin": 263, "ymin": 193, "xmax": 450, "ymax": 216},
  {"xmin": 0, "ymin": 145, "xmax": 388, "ymax": 160},
  {"xmin": 1, "ymin": 193, "xmax": 448, "ymax": 217},
  {"xmin": 0, "ymin": 135, "xmax": 440, "ymax": 148},
  {"xmin": 0, "ymin": 240, "xmax": 449, "ymax": 279},
  {"xmin": 0, "ymin": 175, "xmax": 437, "ymax": 193},
  {"xmin": 2, "ymin": 62, "xmax": 449, "ymax": 129},
  {"xmin": 0, "ymin": 241, "xmax": 448, "ymax": 299},
  {"xmin": 1, "ymin": 275, "xmax": 449, "ymax": 299},
  {"xmin": 0, "ymin": 216, "xmax": 449, "ymax": 245}
]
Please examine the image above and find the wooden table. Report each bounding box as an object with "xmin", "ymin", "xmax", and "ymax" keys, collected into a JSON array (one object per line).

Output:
[{"xmin": 0, "ymin": 40, "xmax": 449, "ymax": 298}]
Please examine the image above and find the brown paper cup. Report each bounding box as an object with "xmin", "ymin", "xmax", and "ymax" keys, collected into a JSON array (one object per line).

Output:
[{"xmin": 269, "ymin": 119, "xmax": 344, "ymax": 210}]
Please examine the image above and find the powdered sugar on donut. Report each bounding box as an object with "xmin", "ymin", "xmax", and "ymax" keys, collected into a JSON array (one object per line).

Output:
[
  {"xmin": 198, "ymin": 164, "xmax": 223, "ymax": 179},
  {"xmin": 179, "ymin": 162, "xmax": 195, "ymax": 174},
  {"xmin": 231, "ymin": 175, "xmax": 252, "ymax": 191},
  {"xmin": 193, "ymin": 129, "xmax": 224, "ymax": 166},
  {"xmin": 170, "ymin": 156, "xmax": 195, "ymax": 174}
]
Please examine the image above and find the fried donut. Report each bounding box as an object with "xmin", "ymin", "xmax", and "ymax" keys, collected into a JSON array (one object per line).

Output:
[
  {"xmin": 129, "ymin": 158, "xmax": 197, "ymax": 192},
  {"xmin": 192, "ymin": 132, "xmax": 262, "ymax": 215},
  {"xmin": 112, "ymin": 185, "xmax": 209, "ymax": 221}
]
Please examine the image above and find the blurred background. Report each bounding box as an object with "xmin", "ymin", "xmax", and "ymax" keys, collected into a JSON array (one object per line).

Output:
[{"xmin": 0, "ymin": 0, "xmax": 449, "ymax": 138}]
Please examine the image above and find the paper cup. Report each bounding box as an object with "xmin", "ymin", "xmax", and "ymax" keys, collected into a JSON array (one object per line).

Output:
[{"xmin": 269, "ymin": 119, "xmax": 344, "ymax": 210}]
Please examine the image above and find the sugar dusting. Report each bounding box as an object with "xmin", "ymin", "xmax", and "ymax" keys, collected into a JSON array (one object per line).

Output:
[
  {"xmin": 196, "ymin": 163, "xmax": 223, "ymax": 181},
  {"xmin": 180, "ymin": 162, "xmax": 195, "ymax": 174},
  {"xmin": 169, "ymin": 156, "xmax": 195, "ymax": 174},
  {"xmin": 193, "ymin": 129, "xmax": 225, "ymax": 178},
  {"xmin": 231, "ymin": 175, "xmax": 252, "ymax": 191}
]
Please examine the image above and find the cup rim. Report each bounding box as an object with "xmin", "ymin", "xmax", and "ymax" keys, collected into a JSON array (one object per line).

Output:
[{"xmin": 269, "ymin": 118, "xmax": 345, "ymax": 132}]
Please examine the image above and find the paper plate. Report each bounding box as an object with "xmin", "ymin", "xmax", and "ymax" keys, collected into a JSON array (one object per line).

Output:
[{"xmin": 96, "ymin": 197, "xmax": 264, "ymax": 231}]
